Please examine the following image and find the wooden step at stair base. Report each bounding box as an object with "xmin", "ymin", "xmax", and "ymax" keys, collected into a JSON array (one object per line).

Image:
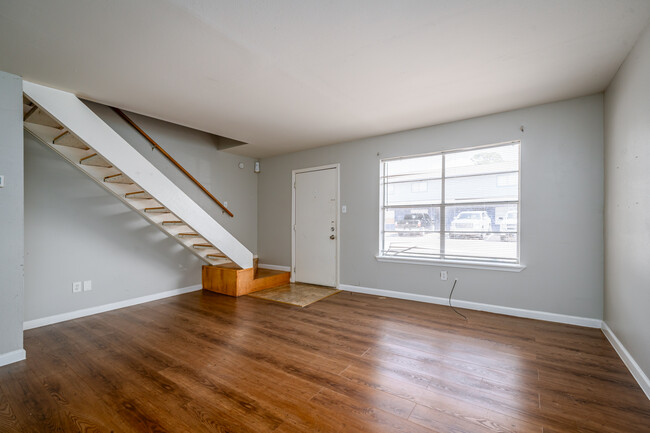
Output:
[
  {"xmin": 80, "ymin": 153, "xmax": 112, "ymax": 168},
  {"xmin": 24, "ymin": 106, "xmax": 63, "ymax": 129},
  {"xmin": 144, "ymin": 207, "xmax": 169, "ymax": 214},
  {"xmin": 104, "ymin": 173, "xmax": 134, "ymax": 184},
  {"xmin": 125, "ymin": 190, "xmax": 153, "ymax": 200},
  {"xmin": 202, "ymin": 265, "xmax": 290, "ymax": 297},
  {"xmin": 52, "ymin": 131, "xmax": 89, "ymax": 150},
  {"xmin": 206, "ymin": 253, "xmax": 226, "ymax": 259}
]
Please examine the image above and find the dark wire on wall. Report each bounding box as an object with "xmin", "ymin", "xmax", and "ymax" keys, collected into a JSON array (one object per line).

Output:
[{"xmin": 448, "ymin": 278, "xmax": 467, "ymax": 320}]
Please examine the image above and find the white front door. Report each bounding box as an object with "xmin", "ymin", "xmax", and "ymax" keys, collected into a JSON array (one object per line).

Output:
[{"xmin": 294, "ymin": 166, "xmax": 338, "ymax": 287}]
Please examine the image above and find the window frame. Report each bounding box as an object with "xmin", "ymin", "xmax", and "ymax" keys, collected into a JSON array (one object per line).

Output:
[{"xmin": 378, "ymin": 140, "xmax": 522, "ymax": 268}]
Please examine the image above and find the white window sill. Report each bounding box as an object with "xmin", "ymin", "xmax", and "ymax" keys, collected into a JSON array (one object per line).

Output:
[{"xmin": 375, "ymin": 255, "xmax": 526, "ymax": 272}]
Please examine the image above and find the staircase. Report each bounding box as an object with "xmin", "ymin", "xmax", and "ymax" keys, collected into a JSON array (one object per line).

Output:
[{"xmin": 22, "ymin": 81, "xmax": 252, "ymax": 270}]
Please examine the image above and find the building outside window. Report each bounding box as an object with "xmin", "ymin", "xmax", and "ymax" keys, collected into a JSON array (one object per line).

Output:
[{"xmin": 380, "ymin": 141, "xmax": 520, "ymax": 264}]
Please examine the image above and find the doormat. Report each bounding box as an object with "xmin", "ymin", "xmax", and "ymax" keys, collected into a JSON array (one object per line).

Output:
[{"xmin": 248, "ymin": 283, "xmax": 341, "ymax": 307}]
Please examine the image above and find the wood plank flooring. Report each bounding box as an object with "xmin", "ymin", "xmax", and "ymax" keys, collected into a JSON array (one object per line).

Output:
[{"xmin": 1, "ymin": 290, "xmax": 649, "ymax": 432}]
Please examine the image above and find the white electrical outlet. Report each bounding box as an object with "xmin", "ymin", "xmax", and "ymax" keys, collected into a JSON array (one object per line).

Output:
[
  {"xmin": 72, "ymin": 281, "xmax": 82, "ymax": 293},
  {"xmin": 440, "ymin": 270, "xmax": 448, "ymax": 281},
  {"xmin": 341, "ymin": 205, "xmax": 347, "ymax": 213},
  {"xmin": 83, "ymin": 280, "xmax": 92, "ymax": 292}
]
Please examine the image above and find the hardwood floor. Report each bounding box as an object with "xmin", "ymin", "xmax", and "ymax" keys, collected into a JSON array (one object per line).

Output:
[{"xmin": 1, "ymin": 290, "xmax": 649, "ymax": 432}]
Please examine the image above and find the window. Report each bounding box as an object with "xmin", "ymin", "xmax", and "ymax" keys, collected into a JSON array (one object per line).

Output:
[
  {"xmin": 380, "ymin": 141, "xmax": 520, "ymax": 264},
  {"xmin": 411, "ymin": 181, "xmax": 428, "ymax": 193}
]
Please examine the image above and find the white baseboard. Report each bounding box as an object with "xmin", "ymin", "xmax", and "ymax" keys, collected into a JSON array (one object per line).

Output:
[
  {"xmin": 0, "ymin": 349, "xmax": 26, "ymax": 367},
  {"xmin": 339, "ymin": 284, "xmax": 603, "ymax": 328},
  {"xmin": 23, "ymin": 284, "xmax": 202, "ymax": 330},
  {"xmin": 258, "ymin": 263, "xmax": 291, "ymax": 272},
  {"xmin": 601, "ymin": 322, "xmax": 650, "ymax": 399}
]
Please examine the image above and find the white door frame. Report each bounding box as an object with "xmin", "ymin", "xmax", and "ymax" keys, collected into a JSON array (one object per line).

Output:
[{"xmin": 291, "ymin": 163, "xmax": 340, "ymax": 287}]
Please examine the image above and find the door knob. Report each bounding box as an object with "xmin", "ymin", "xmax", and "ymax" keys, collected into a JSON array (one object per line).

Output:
[{"xmin": 330, "ymin": 235, "xmax": 335, "ymax": 240}]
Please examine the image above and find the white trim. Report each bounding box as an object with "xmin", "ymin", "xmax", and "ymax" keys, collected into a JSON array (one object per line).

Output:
[
  {"xmin": 601, "ymin": 322, "xmax": 650, "ymax": 400},
  {"xmin": 291, "ymin": 163, "xmax": 340, "ymax": 287},
  {"xmin": 0, "ymin": 349, "xmax": 26, "ymax": 367},
  {"xmin": 258, "ymin": 264, "xmax": 292, "ymax": 272},
  {"xmin": 339, "ymin": 284, "xmax": 602, "ymax": 328},
  {"xmin": 375, "ymin": 255, "xmax": 526, "ymax": 272},
  {"xmin": 23, "ymin": 284, "xmax": 202, "ymax": 330}
]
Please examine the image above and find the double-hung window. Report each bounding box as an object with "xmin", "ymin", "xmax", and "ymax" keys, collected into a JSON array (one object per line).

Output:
[{"xmin": 380, "ymin": 141, "xmax": 520, "ymax": 264}]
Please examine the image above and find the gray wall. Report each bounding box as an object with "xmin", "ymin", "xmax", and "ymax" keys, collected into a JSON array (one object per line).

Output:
[
  {"xmin": 258, "ymin": 95, "xmax": 604, "ymax": 319},
  {"xmin": 24, "ymin": 104, "xmax": 258, "ymax": 322},
  {"xmin": 0, "ymin": 71, "xmax": 24, "ymax": 357},
  {"xmin": 604, "ymin": 24, "xmax": 650, "ymax": 377}
]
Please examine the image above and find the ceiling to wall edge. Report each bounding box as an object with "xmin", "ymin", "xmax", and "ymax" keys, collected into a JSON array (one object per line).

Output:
[{"xmin": 75, "ymin": 89, "xmax": 609, "ymax": 162}]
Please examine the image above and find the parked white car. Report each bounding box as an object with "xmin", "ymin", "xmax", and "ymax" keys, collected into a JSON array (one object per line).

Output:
[
  {"xmin": 450, "ymin": 211, "xmax": 492, "ymax": 239},
  {"xmin": 499, "ymin": 210, "xmax": 518, "ymax": 241}
]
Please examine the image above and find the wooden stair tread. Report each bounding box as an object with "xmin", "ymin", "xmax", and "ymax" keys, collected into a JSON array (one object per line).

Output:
[
  {"xmin": 206, "ymin": 262, "xmax": 241, "ymax": 270},
  {"xmin": 104, "ymin": 173, "xmax": 134, "ymax": 184},
  {"xmin": 144, "ymin": 206, "xmax": 169, "ymax": 213},
  {"xmin": 80, "ymin": 153, "xmax": 112, "ymax": 168},
  {"xmin": 125, "ymin": 190, "xmax": 153, "ymax": 199},
  {"xmin": 52, "ymin": 131, "xmax": 89, "ymax": 150},
  {"xmin": 193, "ymin": 243, "xmax": 215, "ymax": 249},
  {"xmin": 178, "ymin": 233, "xmax": 201, "ymax": 238},
  {"xmin": 161, "ymin": 220, "xmax": 184, "ymax": 225},
  {"xmin": 23, "ymin": 106, "xmax": 63, "ymax": 129},
  {"xmin": 254, "ymin": 268, "xmax": 289, "ymax": 280}
]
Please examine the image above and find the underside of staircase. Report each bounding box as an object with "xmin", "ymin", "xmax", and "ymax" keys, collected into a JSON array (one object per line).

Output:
[{"xmin": 22, "ymin": 81, "xmax": 290, "ymax": 297}]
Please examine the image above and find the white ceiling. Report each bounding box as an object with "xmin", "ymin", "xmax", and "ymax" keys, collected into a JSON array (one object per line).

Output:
[{"xmin": 1, "ymin": 1, "xmax": 649, "ymax": 158}]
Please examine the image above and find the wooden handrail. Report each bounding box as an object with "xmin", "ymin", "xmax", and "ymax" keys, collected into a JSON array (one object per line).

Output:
[{"xmin": 111, "ymin": 107, "xmax": 234, "ymax": 217}]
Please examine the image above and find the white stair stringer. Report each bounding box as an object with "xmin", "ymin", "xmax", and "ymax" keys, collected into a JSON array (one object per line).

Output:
[{"xmin": 23, "ymin": 81, "xmax": 253, "ymax": 269}]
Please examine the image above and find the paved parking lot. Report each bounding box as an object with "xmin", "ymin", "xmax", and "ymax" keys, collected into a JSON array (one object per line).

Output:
[{"xmin": 384, "ymin": 232, "xmax": 517, "ymax": 259}]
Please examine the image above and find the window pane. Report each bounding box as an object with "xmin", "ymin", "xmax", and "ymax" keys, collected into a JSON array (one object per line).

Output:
[
  {"xmin": 384, "ymin": 206, "xmax": 440, "ymax": 232},
  {"xmin": 445, "ymin": 143, "xmax": 518, "ymax": 177},
  {"xmin": 445, "ymin": 172, "xmax": 518, "ymax": 203},
  {"xmin": 384, "ymin": 179, "xmax": 442, "ymax": 205},
  {"xmin": 445, "ymin": 204, "xmax": 518, "ymax": 261},
  {"xmin": 382, "ymin": 232, "xmax": 442, "ymax": 258},
  {"xmin": 444, "ymin": 234, "xmax": 518, "ymax": 261},
  {"xmin": 383, "ymin": 207, "xmax": 441, "ymax": 257},
  {"xmin": 384, "ymin": 154, "xmax": 442, "ymax": 178}
]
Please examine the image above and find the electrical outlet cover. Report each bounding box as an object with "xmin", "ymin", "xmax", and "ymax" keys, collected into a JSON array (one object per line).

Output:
[
  {"xmin": 83, "ymin": 280, "xmax": 92, "ymax": 291},
  {"xmin": 440, "ymin": 270, "xmax": 448, "ymax": 281},
  {"xmin": 72, "ymin": 281, "xmax": 82, "ymax": 293}
]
